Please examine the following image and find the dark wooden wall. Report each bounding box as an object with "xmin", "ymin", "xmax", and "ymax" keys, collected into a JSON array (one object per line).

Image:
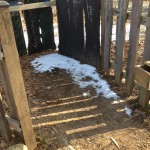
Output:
[{"xmin": 56, "ymin": 0, "xmax": 101, "ymax": 67}]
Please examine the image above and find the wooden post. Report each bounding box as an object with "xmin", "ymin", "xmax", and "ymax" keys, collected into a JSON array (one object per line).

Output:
[
  {"xmin": 0, "ymin": 93, "xmax": 12, "ymax": 141},
  {"xmin": 125, "ymin": 0, "xmax": 143, "ymax": 95},
  {"xmin": 115, "ymin": 0, "xmax": 129, "ymax": 85},
  {"xmin": 101, "ymin": 0, "xmax": 106, "ymax": 69},
  {"xmin": 0, "ymin": 1, "xmax": 37, "ymax": 150},
  {"xmin": 135, "ymin": 63, "xmax": 150, "ymax": 108},
  {"xmin": 139, "ymin": 86, "xmax": 150, "ymax": 109},
  {"xmin": 103, "ymin": 0, "xmax": 113, "ymax": 74}
]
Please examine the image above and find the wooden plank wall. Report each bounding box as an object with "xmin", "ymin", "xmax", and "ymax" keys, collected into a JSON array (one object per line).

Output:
[
  {"xmin": 102, "ymin": 0, "xmax": 150, "ymax": 99},
  {"xmin": 143, "ymin": 4, "xmax": 150, "ymax": 62},
  {"xmin": 4, "ymin": 1, "xmax": 150, "ymax": 99}
]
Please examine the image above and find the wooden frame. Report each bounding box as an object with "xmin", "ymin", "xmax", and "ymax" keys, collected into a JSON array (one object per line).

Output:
[
  {"xmin": 0, "ymin": 1, "xmax": 36, "ymax": 150},
  {"xmin": 9, "ymin": 1, "xmax": 56, "ymax": 12}
]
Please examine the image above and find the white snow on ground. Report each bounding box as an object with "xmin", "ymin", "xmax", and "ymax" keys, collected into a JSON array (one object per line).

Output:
[
  {"xmin": 125, "ymin": 106, "xmax": 132, "ymax": 117},
  {"xmin": 31, "ymin": 53, "xmax": 119, "ymax": 100}
]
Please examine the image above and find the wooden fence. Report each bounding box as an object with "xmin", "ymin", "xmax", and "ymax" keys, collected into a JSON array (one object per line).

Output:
[
  {"xmin": 101, "ymin": 0, "xmax": 150, "ymax": 108},
  {"xmin": 0, "ymin": 1, "xmax": 36, "ymax": 149},
  {"xmin": 5, "ymin": 0, "xmax": 150, "ymax": 105},
  {"xmin": 0, "ymin": 0, "xmax": 150, "ymax": 148}
]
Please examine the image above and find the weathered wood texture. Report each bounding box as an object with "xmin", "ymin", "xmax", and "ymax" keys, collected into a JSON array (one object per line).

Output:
[
  {"xmin": 143, "ymin": 5, "xmax": 150, "ymax": 62},
  {"xmin": 101, "ymin": 0, "xmax": 106, "ymax": 69},
  {"xmin": 0, "ymin": 61, "xmax": 18, "ymax": 120},
  {"xmin": 9, "ymin": 1, "xmax": 56, "ymax": 12},
  {"xmin": 56, "ymin": 0, "xmax": 70, "ymax": 56},
  {"xmin": 24, "ymin": 9, "xmax": 43, "ymax": 55},
  {"xmin": 139, "ymin": 86, "xmax": 150, "ymax": 108},
  {"xmin": 135, "ymin": 63, "xmax": 150, "ymax": 108},
  {"xmin": 0, "ymin": 2, "xmax": 36, "ymax": 150},
  {"xmin": 113, "ymin": 9, "xmax": 150, "ymax": 27},
  {"xmin": 10, "ymin": 10, "xmax": 27, "ymax": 56},
  {"xmin": 145, "ymin": 61, "xmax": 150, "ymax": 67},
  {"xmin": 115, "ymin": 0, "xmax": 129, "ymax": 85},
  {"xmin": 125, "ymin": 0, "xmax": 143, "ymax": 95},
  {"xmin": 103, "ymin": 0, "xmax": 113, "ymax": 74},
  {"xmin": 69, "ymin": 0, "xmax": 84, "ymax": 61},
  {"xmin": 135, "ymin": 65, "xmax": 150, "ymax": 90},
  {"xmin": 0, "ymin": 94, "xmax": 12, "ymax": 141},
  {"xmin": 84, "ymin": 0, "xmax": 101, "ymax": 67}
]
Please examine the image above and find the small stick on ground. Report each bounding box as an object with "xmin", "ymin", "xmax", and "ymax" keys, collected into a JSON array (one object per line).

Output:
[{"xmin": 110, "ymin": 137, "xmax": 120, "ymax": 149}]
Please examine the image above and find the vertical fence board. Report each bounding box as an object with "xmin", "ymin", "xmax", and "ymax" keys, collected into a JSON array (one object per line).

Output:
[
  {"xmin": 69, "ymin": 0, "xmax": 84, "ymax": 61},
  {"xmin": 0, "ymin": 2, "xmax": 37, "ymax": 149},
  {"xmin": 143, "ymin": 4, "xmax": 150, "ymax": 62},
  {"xmin": 103, "ymin": 0, "xmax": 113, "ymax": 74},
  {"xmin": 24, "ymin": 9, "xmax": 43, "ymax": 55},
  {"xmin": 6, "ymin": 0, "xmax": 27, "ymax": 56},
  {"xmin": 56, "ymin": 0, "xmax": 70, "ymax": 56},
  {"xmin": 38, "ymin": 7, "xmax": 56, "ymax": 50},
  {"xmin": 0, "ymin": 61, "xmax": 18, "ymax": 120},
  {"xmin": 115, "ymin": 0, "xmax": 129, "ymax": 85},
  {"xmin": 125, "ymin": 0, "xmax": 143, "ymax": 95},
  {"xmin": 101, "ymin": 0, "xmax": 106, "ymax": 69},
  {"xmin": 139, "ymin": 86, "xmax": 150, "ymax": 108},
  {"xmin": 11, "ymin": 11, "xmax": 27, "ymax": 56},
  {"xmin": 0, "ymin": 94, "xmax": 12, "ymax": 141},
  {"xmin": 84, "ymin": 0, "xmax": 101, "ymax": 67}
]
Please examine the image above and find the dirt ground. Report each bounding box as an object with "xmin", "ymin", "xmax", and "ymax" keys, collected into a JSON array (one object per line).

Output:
[
  {"xmin": 2, "ymin": 49, "xmax": 150, "ymax": 150},
  {"xmin": 0, "ymin": 50, "xmax": 150, "ymax": 150},
  {"xmin": 25, "ymin": 51, "xmax": 150, "ymax": 150}
]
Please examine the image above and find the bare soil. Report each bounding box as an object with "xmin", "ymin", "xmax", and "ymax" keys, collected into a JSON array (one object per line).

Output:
[{"xmin": 0, "ymin": 50, "xmax": 150, "ymax": 150}]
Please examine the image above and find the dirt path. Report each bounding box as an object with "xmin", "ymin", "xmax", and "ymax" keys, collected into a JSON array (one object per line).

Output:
[{"xmin": 18, "ymin": 51, "xmax": 150, "ymax": 150}]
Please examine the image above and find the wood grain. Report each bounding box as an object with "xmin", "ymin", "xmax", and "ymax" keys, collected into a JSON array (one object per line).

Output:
[
  {"xmin": 103, "ymin": 0, "xmax": 113, "ymax": 74},
  {"xmin": 0, "ymin": 3, "xmax": 37, "ymax": 149},
  {"xmin": 9, "ymin": 1, "xmax": 56, "ymax": 12},
  {"xmin": 125, "ymin": 0, "xmax": 143, "ymax": 95},
  {"xmin": 115, "ymin": 0, "xmax": 129, "ymax": 85}
]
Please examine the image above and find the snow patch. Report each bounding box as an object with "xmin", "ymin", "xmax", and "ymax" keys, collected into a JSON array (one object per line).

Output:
[
  {"xmin": 125, "ymin": 106, "xmax": 132, "ymax": 117},
  {"xmin": 31, "ymin": 53, "xmax": 119, "ymax": 100},
  {"xmin": 83, "ymin": 92, "xmax": 90, "ymax": 97}
]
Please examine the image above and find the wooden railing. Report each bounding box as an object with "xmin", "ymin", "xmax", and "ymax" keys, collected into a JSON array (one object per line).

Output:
[{"xmin": 101, "ymin": 0, "xmax": 150, "ymax": 108}]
